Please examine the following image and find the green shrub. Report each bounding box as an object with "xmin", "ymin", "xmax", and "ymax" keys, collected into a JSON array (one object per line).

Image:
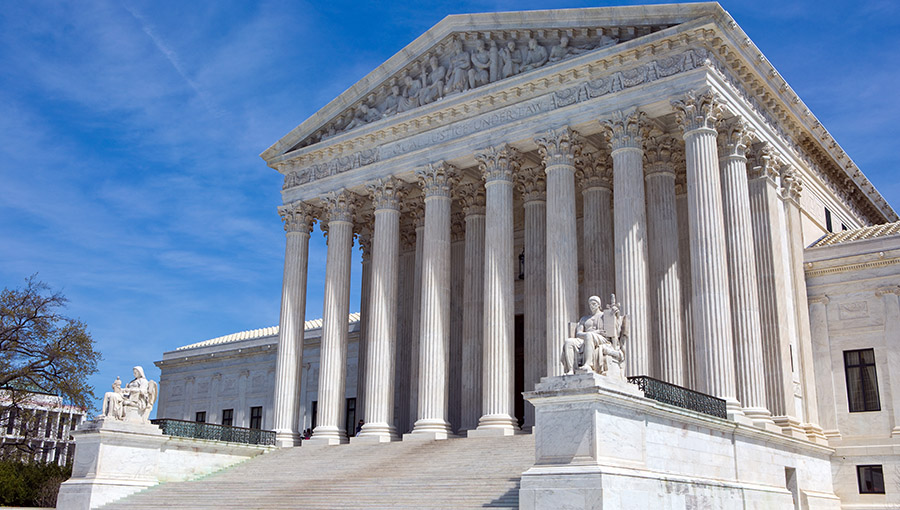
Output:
[{"xmin": 0, "ymin": 460, "xmax": 71, "ymax": 508}]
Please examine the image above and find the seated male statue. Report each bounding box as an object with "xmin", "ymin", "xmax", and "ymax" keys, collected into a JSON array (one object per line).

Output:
[{"xmin": 562, "ymin": 295, "xmax": 628, "ymax": 379}]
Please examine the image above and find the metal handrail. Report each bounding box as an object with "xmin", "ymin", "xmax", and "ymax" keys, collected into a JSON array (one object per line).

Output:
[
  {"xmin": 627, "ymin": 375, "xmax": 727, "ymax": 419},
  {"xmin": 151, "ymin": 418, "xmax": 275, "ymax": 446}
]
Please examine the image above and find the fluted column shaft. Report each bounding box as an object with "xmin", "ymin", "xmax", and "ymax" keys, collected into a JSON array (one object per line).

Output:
[
  {"xmin": 357, "ymin": 179, "xmax": 402, "ymax": 442},
  {"xmin": 675, "ymin": 182, "xmax": 696, "ymax": 389},
  {"xmin": 673, "ymin": 92, "xmax": 740, "ymax": 415},
  {"xmin": 409, "ymin": 220, "xmax": 424, "ymax": 429},
  {"xmin": 535, "ymin": 128, "xmax": 580, "ymax": 377},
  {"xmin": 473, "ymin": 145, "xmax": 518, "ymax": 436},
  {"xmin": 603, "ymin": 111, "xmax": 651, "ymax": 378},
  {"xmin": 580, "ymin": 151, "xmax": 615, "ymax": 304},
  {"xmin": 310, "ymin": 191, "xmax": 355, "ymax": 445},
  {"xmin": 409, "ymin": 163, "xmax": 454, "ymax": 439},
  {"xmin": 460, "ymin": 187, "xmax": 485, "ymax": 432},
  {"xmin": 272, "ymin": 202, "xmax": 314, "ymax": 447},
  {"xmin": 356, "ymin": 242, "xmax": 371, "ymax": 424},
  {"xmin": 644, "ymin": 147, "xmax": 684, "ymax": 386},
  {"xmin": 519, "ymin": 169, "xmax": 546, "ymax": 431},
  {"xmin": 718, "ymin": 121, "xmax": 770, "ymax": 424}
]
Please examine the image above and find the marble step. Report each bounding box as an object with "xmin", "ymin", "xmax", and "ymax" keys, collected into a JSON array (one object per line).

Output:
[{"xmin": 99, "ymin": 434, "xmax": 534, "ymax": 509}]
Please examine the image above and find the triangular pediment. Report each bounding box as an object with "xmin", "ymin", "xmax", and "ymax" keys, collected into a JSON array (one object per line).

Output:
[{"xmin": 260, "ymin": 3, "xmax": 724, "ymax": 163}]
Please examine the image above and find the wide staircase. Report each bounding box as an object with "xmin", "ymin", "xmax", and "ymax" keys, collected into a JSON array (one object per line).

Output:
[{"xmin": 100, "ymin": 433, "xmax": 535, "ymax": 509}]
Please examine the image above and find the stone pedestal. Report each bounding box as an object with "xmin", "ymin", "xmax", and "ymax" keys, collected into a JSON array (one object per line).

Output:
[
  {"xmin": 520, "ymin": 373, "xmax": 840, "ymax": 510},
  {"xmin": 56, "ymin": 419, "xmax": 166, "ymax": 510}
]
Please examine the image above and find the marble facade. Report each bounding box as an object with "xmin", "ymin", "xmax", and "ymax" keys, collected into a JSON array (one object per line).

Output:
[{"xmin": 151, "ymin": 3, "xmax": 900, "ymax": 508}]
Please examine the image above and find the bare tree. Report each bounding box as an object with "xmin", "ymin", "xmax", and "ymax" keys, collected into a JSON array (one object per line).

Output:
[{"xmin": 0, "ymin": 275, "xmax": 101, "ymax": 458}]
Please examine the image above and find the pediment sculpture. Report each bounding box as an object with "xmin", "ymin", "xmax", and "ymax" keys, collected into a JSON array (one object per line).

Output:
[
  {"xmin": 562, "ymin": 294, "xmax": 629, "ymax": 380},
  {"xmin": 100, "ymin": 366, "xmax": 159, "ymax": 424},
  {"xmin": 302, "ymin": 30, "xmax": 630, "ymax": 147}
]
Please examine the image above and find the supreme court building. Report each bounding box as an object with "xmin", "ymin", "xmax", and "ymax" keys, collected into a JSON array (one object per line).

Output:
[{"xmin": 154, "ymin": 3, "xmax": 900, "ymax": 507}]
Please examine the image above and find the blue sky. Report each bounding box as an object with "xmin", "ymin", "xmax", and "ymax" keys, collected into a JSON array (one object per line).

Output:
[{"xmin": 1, "ymin": 0, "xmax": 897, "ymax": 415}]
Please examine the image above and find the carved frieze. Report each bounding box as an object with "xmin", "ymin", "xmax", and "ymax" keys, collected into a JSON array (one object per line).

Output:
[{"xmin": 282, "ymin": 148, "xmax": 378, "ymax": 190}]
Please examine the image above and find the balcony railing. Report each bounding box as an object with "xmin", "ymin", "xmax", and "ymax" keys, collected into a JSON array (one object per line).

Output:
[
  {"xmin": 627, "ymin": 375, "xmax": 727, "ymax": 419},
  {"xmin": 151, "ymin": 418, "xmax": 276, "ymax": 446}
]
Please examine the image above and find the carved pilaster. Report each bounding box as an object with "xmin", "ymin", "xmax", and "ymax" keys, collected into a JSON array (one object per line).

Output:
[
  {"xmin": 416, "ymin": 161, "xmax": 457, "ymax": 198},
  {"xmin": 717, "ymin": 116, "xmax": 754, "ymax": 159},
  {"xmin": 278, "ymin": 201, "xmax": 317, "ymax": 234},
  {"xmin": 476, "ymin": 144, "xmax": 521, "ymax": 183},
  {"xmin": 516, "ymin": 167, "xmax": 547, "ymax": 203},
  {"xmin": 367, "ymin": 177, "xmax": 405, "ymax": 211},
  {"xmin": 601, "ymin": 110, "xmax": 647, "ymax": 151},
  {"xmin": 534, "ymin": 126, "xmax": 582, "ymax": 168},
  {"xmin": 577, "ymin": 150, "xmax": 612, "ymax": 191},
  {"xmin": 672, "ymin": 90, "xmax": 723, "ymax": 134}
]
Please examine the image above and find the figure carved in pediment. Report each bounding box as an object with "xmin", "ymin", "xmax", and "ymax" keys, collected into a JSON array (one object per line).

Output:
[
  {"xmin": 521, "ymin": 37, "xmax": 549, "ymax": 72},
  {"xmin": 447, "ymin": 38, "xmax": 473, "ymax": 94},
  {"xmin": 419, "ymin": 55, "xmax": 447, "ymax": 105},
  {"xmin": 499, "ymin": 41, "xmax": 521, "ymax": 79},
  {"xmin": 346, "ymin": 103, "xmax": 379, "ymax": 130},
  {"xmin": 382, "ymin": 83, "xmax": 402, "ymax": 116},
  {"xmin": 471, "ymin": 39, "xmax": 494, "ymax": 88},
  {"xmin": 549, "ymin": 35, "xmax": 586, "ymax": 63},
  {"xmin": 399, "ymin": 72, "xmax": 421, "ymax": 113}
]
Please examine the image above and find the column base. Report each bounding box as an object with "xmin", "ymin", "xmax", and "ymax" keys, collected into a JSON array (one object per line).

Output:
[
  {"xmin": 306, "ymin": 425, "xmax": 348, "ymax": 446},
  {"xmin": 351, "ymin": 423, "xmax": 400, "ymax": 443},
  {"xmin": 273, "ymin": 430, "xmax": 301, "ymax": 448},
  {"xmin": 404, "ymin": 419, "xmax": 454, "ymax": 441},
  {"xmin": 803, "ymin": 423, "xmax": 829, "ymax": 446},
  {"xmin": 725, "ymin": 398, "xmax": 753, "ymax": 425},
  {"xmin": 742, "ymin": 407, "xmax": 782, "ymax": 433},
  {"xmin": 772, "ymin": 415, "xmax": 808, "ymax": 440},
  {"xmin": 468, "ymin": 413, "xmax": 519, "ymax": 437},
  {"xmin": 824, "ymin": 428, "xmax": 842, "ymax": 440}
]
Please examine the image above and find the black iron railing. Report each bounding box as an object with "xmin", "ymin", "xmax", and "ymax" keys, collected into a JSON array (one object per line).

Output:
[
  {"xmin": 627, "ymin": 375, "xmax": 727, "ymax": 419},
  {"xmin": 151, "ymin": 418, "xmax": 276, "ymax": 446}
]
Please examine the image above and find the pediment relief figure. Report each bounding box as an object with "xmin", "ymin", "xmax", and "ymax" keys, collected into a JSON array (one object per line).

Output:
[{"xmin": 303, "ymin": 27, "xmax": 656, "ymax": 147}]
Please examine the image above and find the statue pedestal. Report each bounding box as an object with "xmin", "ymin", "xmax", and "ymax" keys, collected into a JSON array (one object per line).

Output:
[
  {"xmin": 519, "ymin": 373, "xmax": 840, "ymax": 510},
  {"xmin": 56, "ymin": 419, "xmax": 166, "ymax": 510}
]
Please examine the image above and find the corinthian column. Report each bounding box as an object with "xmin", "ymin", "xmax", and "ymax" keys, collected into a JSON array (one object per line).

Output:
[
  {"xmin": 356, "ymin": 178, "xmax": 403, "ymax": 442},
  {"xmin": 579, "ymin": 150, "xmax": 615, "ymax": 303},
  {"xmin": 517, "ymin": 167, "xmax": 546, "ymax": 431},
  {"xmin": 601, "ymin": 110, "xmax": 651, "ymax": 378},
  {"xmin": 643, "ymin": 135, "xmax": 684, "ymax": 385},
  {"xmin": 308, "ymin": 190, "xmax": 356, "ymax": 445},
  {"xmin": 408, "ymin": 203, "xmax": 425, "ymax": 430},
  {"xmin": 672, "ymin": 91, "xmax": 742, "ymax": 418},
  {"xmin": 407, "ymin": 162, "xmax": 455, "ymax": 440},
  {"xmin": 470, "ymin": 144, "xmax": 519, "ymax": 437},
  {"xmin": 272, "ymin": 201, "xmax": 315, "ymax": 447},
  {"xmin": 355, "ymin": 221, "xmax": 372, "ymax": 425},
  {"xmin": 535, "ymin": 127, "xmax": 581, "ymax": 377},
  {"xmin": 718, "ymin": 118, "xmax": 775, "ymax": 429},
  {"xmin": 458, "ymin": 184, "xmax": 485, "ymax": 433}
]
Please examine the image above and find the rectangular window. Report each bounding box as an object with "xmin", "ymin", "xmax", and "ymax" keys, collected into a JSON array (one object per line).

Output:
[
  {"xmin": 45, "ymin": 414, "xmax": 53, "ymax": 438},
  {"xmin": 195, "ymin": 411, "xmax": 206, "ymax": 423},
  {"xmin": 221, "ymin": 409, "xmax": 234, "ymax": 427},
  {"xmin": 345, "ymin": 398, "xmax": 357, "ymax": 438},
  {"xmin": 857, "ymin": 465, "xmax": 885, "ymax": 494},
  {"xmin": 825, "ymin": 208, "xmax": 833, "ymax": 233},
  {"xmin": 310, "ymin": 401, "xmax": 318, "ymax": 430},
  {"xmin": 5, "ymin": 409, "xmax": 16, "ymax": 435},
  {"xmin": 57, "ymin": 416, "xmax": 66, "ymax": 439},
  {"xmin": 844, "ymin": 349, "xmax": 881, "ymax": 412},
  {"xmin": 249, "ymin": 406, "xmax": 263, "ymax": 429}
]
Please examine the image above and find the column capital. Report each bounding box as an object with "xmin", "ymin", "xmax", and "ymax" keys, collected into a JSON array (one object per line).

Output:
[
  {"xmin": 476, "ymin": 144, "xmax": 521, "ymax": 183},
  {"xmin": 535, "ymin": 126, "xmax": 582, "ymax": 168},
  {"xmin": 366, "ymin": 177, "xmax": 406, "ymax": 211},
  {"xmin": 577, "ymin": 150, "xmax": 613, "ymax": 191},
  {"xmin": 672, "ymin": 89, "xmax": 724, "ymax": 134},
  {"xmin": 876, "ymin": 286, "xmax": 900, "ymax": 297},
  {"xmin": 416, "ymin": 161, "xmax": 458, "ymax": 198},
  {"xmin": 457, "ymin": 182, "xmax": 486, "ymax": 216},
  {"xmin": 407, "ymin": 199, "xmax": 426, "ymax": 228},
  {"xmin": 356, "ymin": 217, "xmax": 374, "ymax": 260},
  {"xmin": 321, "ymin": 189, "xmax": 357, "ymax": 223},
  {"xmin": 643, "ymin": 134, "xmax": 682, "ymax": 177},
  {"xmin": 516, "ymin": 166, "xmax": 547, "ymax": 203},
  {"xmin": 747, "ymin": 143, "xmax": 780, "ymax": 184},
  {"xmin": 601, "ymin": 110, "xmax": 647, "ymax": 152},
  {"xmin": 780, "ymin": 165, "xmax": 802, "ymax": 203},
  {"xmin": 278, "ymin": 201, "xmax": 317, "ymax": 234},
  {"xmin": 717, "ymin": 116, "xmax": 755, "ymax": 159}
]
